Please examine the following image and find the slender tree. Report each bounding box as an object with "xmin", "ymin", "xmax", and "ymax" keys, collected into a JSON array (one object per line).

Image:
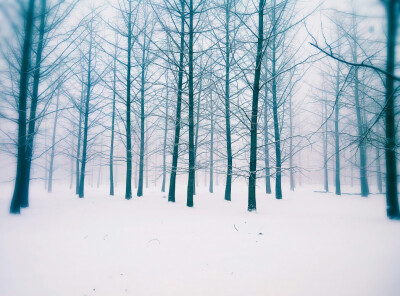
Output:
[
  {"xmin": 48, "ymin": 88, "xmax": 60, "ymax": 193},
  {"xmin": 168, "ymin": 0, "xmax": 185, "ymax": 203},
  {"xmin": 323, "ymin": 97, "xmax": 329, "ymax": 192},
  {"xmin": 161, "ymin": 73, "xmax": 169, "ymax": 192},
  {"xmin": 75, "ymin": 78, "xmax": 84, "ymax": 194},
  {"xmin": 334, "ymin": 60, "xmax": 341, "ymax": 196},
  {"xmin": 125, "ymin": 0, "xmax": 134, "ymax": 200},
  {"xmin": 10, "ymin": 0, "xmax": 36, "ymax": 214},
  {"xmin": 209, "ymin": 90, "xmax": 214, "ymax": 193},
  {"xmin": 383, "ymin": 0, "xmax": 400, "ymax": 218},
  {"xmin": 376, "ymin": 146, "xmax": 382, "ymax": 194},
  {"xmin": 22, "ymin": 0, "xmax": 47, "ymax": 207},
  {"xmin": 263, "ymin": 62, "xmax": 272, "ymax": 194},
  {"xmin": 186, "ymin": 0, "xmax": 195, "ymax": 207},
  {"xmin": 271, "ymin": 0, "xmax": 282, "ymax": 200},
  {"xmin": 350, "ymin": 19, "xmax": 369, "ymax": 197},
  {"xmin": 78, "ymin": 20, "xmax": 95, "ymax": 198},
  {"xmin": 109, "ymin": 37, "xmax": 117, "ymax": 196},
  {"xmin": 224, "ymin": 0, "xmax": 233, "ymax": 201},
  {"xmin": 289, "ymin": 95, "xmax": 294, "ymax": 191},
  {"xmin": 248, "ymin": 0, "xmax": 265, "ymax": 211},
  {"xmin": 137, "ymin": 19, "xmax": 148, "ymax": 197}
]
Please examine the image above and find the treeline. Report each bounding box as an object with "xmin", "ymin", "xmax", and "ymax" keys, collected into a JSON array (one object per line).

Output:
[{"xmin": 0, "ymin": 0, "xmax": 399, "ymax": 219}]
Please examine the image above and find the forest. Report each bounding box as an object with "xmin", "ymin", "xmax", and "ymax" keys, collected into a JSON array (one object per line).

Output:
[{"xmin": 0, "ymin": 0, "xmax": 399, "ymax": 295}]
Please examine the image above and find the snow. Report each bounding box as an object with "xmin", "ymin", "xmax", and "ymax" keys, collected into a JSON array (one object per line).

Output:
[{"xmin": 1, "ymin": 183, "xmax": 400, "ymax": 296}]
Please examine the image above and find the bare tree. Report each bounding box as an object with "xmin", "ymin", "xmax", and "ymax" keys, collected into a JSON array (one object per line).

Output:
[
  {"xmin": 248, "ymin": 0, "xmax": 265, "ymax": 211},
  {"xmin": 9, "ymin": 0, "xmax": 36, "ymax": 214},
  {"xmin": 383, "ymin": 0, "xmax": 400, "ymax": 218}
]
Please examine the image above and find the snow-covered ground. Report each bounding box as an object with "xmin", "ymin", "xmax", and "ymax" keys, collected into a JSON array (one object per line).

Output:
[{"xmin": 1, "ymin": 183, "xmax": 399, "ymax": 296}]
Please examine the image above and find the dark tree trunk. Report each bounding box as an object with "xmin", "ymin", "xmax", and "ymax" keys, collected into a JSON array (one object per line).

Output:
[
  {"xmin": 271, "ymin": 0, "xmax": 282, "ymax": 200},
  {"xmin": 75, "ymin": 81, "xmax": 84, "ymax": 195},
  {"xmin": 168, "ymin": 0, "xmax": 185, "ymax": 203},
  {"xmin": 109, "ymin": 42, "xmax": 117, "ymax": 196},
  {"xmin": 22, "ymin": 0, "xmax": 46, "ymax": 207},
  {"xmin": 224, "ymin": 1, "xmax": 233, "ymax": 201},
  {"xmin": 10, "ymin": 0, "xmax": 36, "ymax": 214},
  {"xmin": 125, "ymin": 6, "xmax": 133, "ymax": 200},
  {"xmin": 78, "ymin": 28, "xmax": 93, "ymax": 198},
  {"xmin": 187, "ymin": 0, "xmax": 195, "ymax": 207},
  {"xmin": 48, "ymin": 89, "xmax": 60, "ymax": 193},
  {"xmin": 78, "ymin": 86, "xmax": 90, "ymax": 198},
  {"xmin": 248, "ymin": 0, "xmax": 264, "ymax": 211},
  {"xmin": 384, "ymin": 0, "xmax": 400, "ymax": 218}
]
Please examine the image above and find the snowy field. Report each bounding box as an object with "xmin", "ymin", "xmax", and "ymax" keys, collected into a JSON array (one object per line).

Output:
[{"xmin": 1, "ymin": 183, "xmax": 400, "ymax": 296}]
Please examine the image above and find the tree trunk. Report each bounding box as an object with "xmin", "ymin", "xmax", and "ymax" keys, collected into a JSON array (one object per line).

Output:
[
  {"xmin": 384, "ymin": 0, "xmax": 400, "ymax": 218},
  {"xmin": 10, "ymin": 0, "xmax": 36, "ymax": 214},
  {"xmin": 134, "ymin": 151, "xmax": 138, "ymax": 189},
  {"xmin": 145, "ymin": 127, "xmax": 149, "ymax": 189},
  {"xmin": 115, "ymin": 161, "xmax": 118, "ymax": 187},
  {"xmin": 289, "ymin": 95, "xmax": 294, "ymax": 191},
  {"xmin": 323, "ymin": 100, "xmax": 329, "ymax": 192},
  {"xmin": 97, "ymin": 165, "xmax": 101, "ymax": 188},
  {"xmin": 193, "ymin": 75, "xmax": 202, "ymax": 196},
  {"xmin": 78, "ymin": 28, "xmax": 93, "ymax": 198},
  {"xmin": 168, "ymin": 0, "xmax": 185, "ymax": 203},
  {"xmin": 137, "ymin": 35, "xmax": 146, "ymax": 197},
  {"xmin": 350, "ymin": 160, "xmax": 354, "ymax": 187},
  {"xmin": 352, "ymin": 39, "xmax": 369, "ymax": 196},
  {"xmin": 44, "ymin": 126, "xmax": 48, "ymax": 190},
  {"xmin": 271, "ymin": 0, "xmax": 282, "ymax": 200},
  {"xmin": 70, "ymin": 139, "xmax": 74, "ymax": 189},
  {"xmin": 209, "ymin": 91, "xmax": 214, "ymax": 193},
  {"xmin": 48, "ymin": 89, "xmax": 60, "ymax": 193},
  {"xmin": 248, "ymin": 0, "xmax": 264, "ymax": 211},
  {"xmin": 110, "ymin": 41, "xmax": 117, "ymax": 196},
  {"xmin": 75, "ymin": 81, "xmax": 84, "ymax": 195},
  {"xmin": 334, "ymin": 62, "xmax": 341, "ymax": 196},
  {"xmin": 21, "ymin": 0, "xmax": 46, "ymax": 207},
  {"xmin": 97, "ymin": 144, "xmax": 102, "ymax": 188},
  {"xmin": 263, "ymin": 64, "xmax": 271, "ymax": 194},
  {"xmin": 376, "ymin": 146, "xmax": 382, "ymax": 193},
  {"xmin": 224, "ymin": 1, "xmax": 233, "ymax": 201},
  {"xmin": 161, "ymin": 77, "xmax": 169, "ymax": 192},
  {"xmin": 298, "ymin": 151, "xmax": 302, "ymax": 186},
  {"xmin": 186, "ymin": 0, "xmax": 195, "ymax": 207},
  {"xmin": 125, "ymin": 3, "xmax": 133, "ymax": 200},
  {"xmin": 91, "ymin": 165, "xmax": 94, "ymax": 188}
]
